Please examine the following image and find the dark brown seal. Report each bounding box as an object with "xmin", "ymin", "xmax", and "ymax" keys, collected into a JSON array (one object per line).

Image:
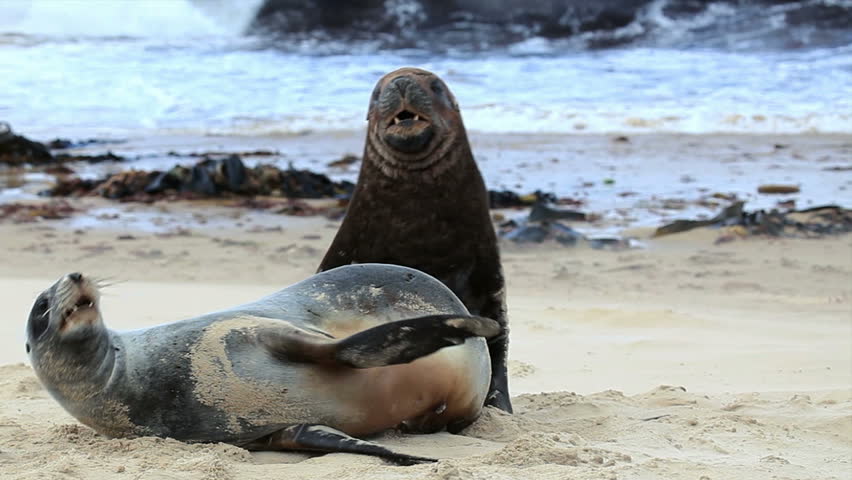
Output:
[{"xmin": 318, "ymin": 67, "xmax": 512, "ymax": 413}]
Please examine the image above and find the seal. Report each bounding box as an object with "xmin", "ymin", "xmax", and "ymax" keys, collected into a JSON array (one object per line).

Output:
[
  {"xmin": 318, "ymin": 67, "xmax": 513, "ymax": 413},
  {"xmin": 26, "ymin": 265, "xmax": 499, "ymax": 465}
]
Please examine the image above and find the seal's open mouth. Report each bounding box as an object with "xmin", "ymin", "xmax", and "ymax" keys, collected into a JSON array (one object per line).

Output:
[
  {"xmin": 387, "ymin": 110, "xmax": 429, "ymax": 127},
  {"xmin": 387, "ymin": 110, "xmax": 429, "ymax": 128},
  {"xmin": 383, "ymin": 109, "xmax": 434, "ymax": 154},
  {"xmin": 64, "ymin": 295, "xmax": 95, "ymax": 320},
  {"xmin": 59, "ymin": 294, "xmax": 97, "ymax": 331},
  {"xmin": 57, "ymin": 274, "xmax": 101, "ymax": 331}
]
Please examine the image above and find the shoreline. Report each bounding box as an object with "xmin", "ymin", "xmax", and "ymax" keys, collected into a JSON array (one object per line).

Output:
[{"xmin": 3, "ymin": 131, "xmax": 850, "ymax": 239}]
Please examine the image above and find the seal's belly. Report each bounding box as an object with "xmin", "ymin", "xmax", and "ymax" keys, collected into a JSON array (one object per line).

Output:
[
  {"xmin": 299, "ymin": 338, "xmax": 490, "ymax": 436},
  {"xmin": 177, "ymin": 316, "xmax": 489, "ymax": 440}
]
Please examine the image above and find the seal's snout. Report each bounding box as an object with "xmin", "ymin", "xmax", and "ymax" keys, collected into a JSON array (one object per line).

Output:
[
  {"xmin": 365, "ymin": 68, "xmax": 465, "ymax": 176},
  {"xmin": 379, "ymin": 75, "xmax": 436, "ymax": 154},
  {"xmin": 383, "ymin": 75, "xmax": 433, "ymax": 126},
  {"xmin": 56, "ymin": 273, "xmax": 102, "ymax": 335}
]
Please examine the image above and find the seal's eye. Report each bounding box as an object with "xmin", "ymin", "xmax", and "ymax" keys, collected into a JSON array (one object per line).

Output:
[
  {"xmin": 28, "ymin": 295, "xmax": 50, "ymax": 339},
  {"xmin": 32, "ymin": 296, "xmax": 48, "ymax": 318},
  {"xmin": 430, "ymin": 80, "xmax": 458, "ymax": 111}
]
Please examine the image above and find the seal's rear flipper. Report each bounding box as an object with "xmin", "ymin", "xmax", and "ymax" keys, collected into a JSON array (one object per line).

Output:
[
  {"xmin": 485, "ymin": 373, "xmax": 513, "ymax": 413},
  {"xmin": 485, "ymin": 329, "xmax": 513, "ymax": 413},
  {"xmin": 260, "ymin": 314, "xmax": 499, "ymax": 368},
  {"xmin": 334, "ymin": 314, "xmax": 500, "ymax": 368},
  {"xmin": 244, "ymin": 424, "xmax": 436, "ymax": 466}
]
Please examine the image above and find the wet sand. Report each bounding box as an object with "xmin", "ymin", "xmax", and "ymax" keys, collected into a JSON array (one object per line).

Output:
[{"xmin": 0, "ymin": 201, "xmax": 849, "ymax": 479}]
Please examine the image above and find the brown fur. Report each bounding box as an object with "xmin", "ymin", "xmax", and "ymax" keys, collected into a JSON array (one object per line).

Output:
[{"xmin": 318, "ymin": 67, "xmax": 512, "ymax": 413}]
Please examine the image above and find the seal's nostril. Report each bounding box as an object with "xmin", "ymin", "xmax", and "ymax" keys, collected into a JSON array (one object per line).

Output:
[
  {"xmin": 68, "ymin": 272, "xmax": 83, "ymax": 283},
  {"xmin": 390, "ymin": 76, "xmax": 415, "ymax": 95}
]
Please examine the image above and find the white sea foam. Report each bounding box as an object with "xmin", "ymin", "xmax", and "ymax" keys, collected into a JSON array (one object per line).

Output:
[
  {"xmin": 0, "ymin": 2, "xmax": 850, "ymax": 137},
  {"xmin": 0, "ymin": 0, "xmax": 262, "ymax": 38}
]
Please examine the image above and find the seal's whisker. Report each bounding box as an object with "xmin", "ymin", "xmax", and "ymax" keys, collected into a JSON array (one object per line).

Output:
[
  {"xmin": 93, "ymin": 276, "xmax": 125, "ymax": 289},
  {"xmin": 94, "ymin": 277, "xmax": 116, "ymax": 283}
]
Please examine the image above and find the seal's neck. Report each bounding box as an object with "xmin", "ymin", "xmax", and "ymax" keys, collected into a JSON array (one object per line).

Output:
[
  {"xmin": 364, "ymin": 128, "xmax": 475, "ymax": 183},
  {"xmin": 32, "ymin": 330, "xmax": 134, "ymax": 439},
  {"xmin": 364, "ymin": 145, "xmax": 476, "ymax": 185},
  {"xmin": 37, "ymin": 329, "xmax": 117, "ymax": 392}
]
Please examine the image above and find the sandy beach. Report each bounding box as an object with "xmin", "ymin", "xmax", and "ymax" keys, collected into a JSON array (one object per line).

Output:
[
  {"xmin": 0, "ymin": 184, "xmax": 849, "ymax": 479},
  {"xmin": 2, "ymin": 0, "xmax": 851, "ymax": 476}
]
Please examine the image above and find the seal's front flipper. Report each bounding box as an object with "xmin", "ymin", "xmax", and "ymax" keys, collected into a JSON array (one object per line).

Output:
[
  {"xmin": 259, "ymin": 314, "xmax": 498, "ymax": 368},
  {"xmin": 256, "ymin": 323, "xmax": 337, "ymax": 365},
  {"xmin": 244, "ymin": 424, "xmax": 436, "ymax": 466},
  {"xmin": 334, "ymin": 314, "xmax": 500, "ymax": 368}
]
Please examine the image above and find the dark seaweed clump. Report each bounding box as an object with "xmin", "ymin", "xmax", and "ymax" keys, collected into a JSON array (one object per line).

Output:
[{"xmin": 45, "ymin": 155, "xmax": 355, "ymax": 202}]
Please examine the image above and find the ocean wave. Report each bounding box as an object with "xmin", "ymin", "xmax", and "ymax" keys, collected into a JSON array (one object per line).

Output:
[
  {"xmin": 0, "ymin": 0, "xmax": 263, "ymax": 39},
  {"xmin": 250, "ymin": 0, "xmax": 852, "ymax": 52},
  {"xmin": 0, "ymin": 2, "xmax": 848, "ymax": 138},
  {"xmin": 1, "ymin": 0, "xmax": 848, "ymax": 53}
]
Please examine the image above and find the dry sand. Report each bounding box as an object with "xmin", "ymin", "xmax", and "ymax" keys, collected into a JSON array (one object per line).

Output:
[{"xmin": 0, "ymin": 208, "xmax": 849, "ymax": 480}]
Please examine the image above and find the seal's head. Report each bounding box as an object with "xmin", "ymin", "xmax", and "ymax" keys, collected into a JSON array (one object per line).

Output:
[
  {"xmin": 26, "ymin": 272, "xmax": 103, "ymax": 355},
  {"xmin": 366, "ymin": 67, "xmax": 466, "ymax": 178}
]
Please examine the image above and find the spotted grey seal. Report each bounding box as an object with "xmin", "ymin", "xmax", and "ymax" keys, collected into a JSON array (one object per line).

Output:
[{"xmin": 26, "ymin": 264, "xmax": 498, "ymax": 464}]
